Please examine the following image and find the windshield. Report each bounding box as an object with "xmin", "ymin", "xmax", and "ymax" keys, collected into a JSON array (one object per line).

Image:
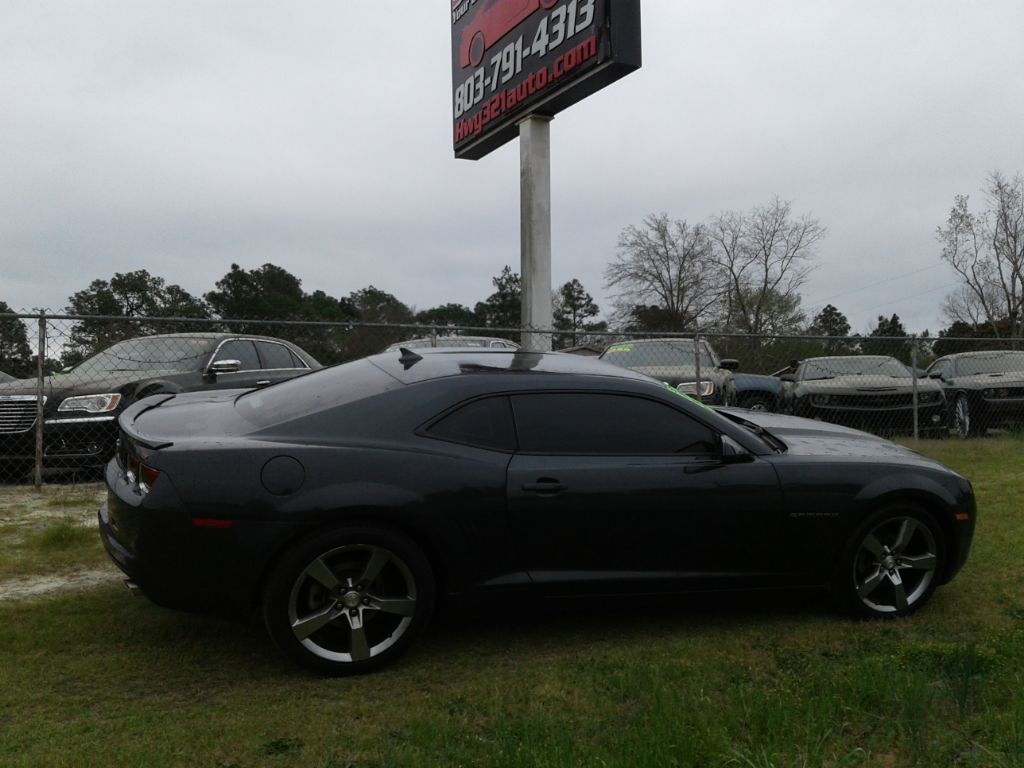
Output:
[
  {"xmin": 601, "ymin": 341, "xmax": 716, "ymax": 368},
  {"xmin": 73, "ymin": 337, "xmax": 214, "ymax": 374},
  {"xmin": 800, "ymin": 357, "xmax": 910, "ymax": 380},
  {"xmin": 957, "ymin": 352, "xmax": 1024, "ymax": 375}
]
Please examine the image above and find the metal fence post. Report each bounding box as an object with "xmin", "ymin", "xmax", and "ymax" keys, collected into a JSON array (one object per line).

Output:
[
  {"xmin": 34, "ymin": 312, "xmax": 46, "ymax": 488},
  {"xmin": 694, "ymin": 333, "xmax": 703, "ymax": 404},
  {"xmin": 911, "ymin": 345, "xmax": 919, "ymax": 441}
]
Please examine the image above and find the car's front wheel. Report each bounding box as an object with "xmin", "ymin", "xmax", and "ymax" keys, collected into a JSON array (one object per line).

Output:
[
  {"xmin": 263, "ymin": 523, "xmax": 434, "ymax": 675},
  {"xmin": 833, "ymin": 506, "xmax": 945, "ymax": 618}
]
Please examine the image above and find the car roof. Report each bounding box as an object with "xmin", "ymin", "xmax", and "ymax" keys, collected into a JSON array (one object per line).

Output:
[
  {"xmin": 604, "ymin": 338, "xmax": 702, "ymax": 346},
  {"xmin": 801, "ymin": 355, "xmax": 896, "ymax": 364},
  {"xmin": 367, "ymin": 348, "xmax": 656, "ymax": 385},
  {"xmin": 116, "ymin": 332, "xmax": 299, "ymax": 343},
  {"xmin": 937, "ymin": 350, "xmax": 1024, "ymax": 359}
]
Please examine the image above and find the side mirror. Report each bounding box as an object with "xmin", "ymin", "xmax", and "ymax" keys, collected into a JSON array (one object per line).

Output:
[
  {"xmin": 209, "ymin": 359, "xmax": 241, "ymax": 375},
  {"xmin": 928, "ymin": 371, "xmax": 944, "ymax": 380},
  {"xmin": 778, "ymin": 373, "xmax": 796, "ymax": 383},
  {"xmin": 686, "ymin": 437, "xmax": 753, "ymax": 472},
  {"xmin": 719, "ymin": 358, "xmax": 740, "ymax": 371}
]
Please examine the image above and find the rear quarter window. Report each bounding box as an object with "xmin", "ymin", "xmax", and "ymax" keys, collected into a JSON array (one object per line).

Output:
[
  {"xmin": 235, "ymin": 358, "xmax": 400, "ymax": 426},
  {"xmin": 425, "ymin": 397, "xmax": 516, "ymax": 451}
]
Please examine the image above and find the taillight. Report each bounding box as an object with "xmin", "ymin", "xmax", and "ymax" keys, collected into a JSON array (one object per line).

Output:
[
  {"xmin": 123, "ymin": 445, "xmax": 160, "ymax": 494},
  {"xmin": 126, "ymin": 455, "xmax": 140, "ymax": 484},
  {"xmin": 138, "ymin": 464, "xmax": 161, "ymax": 494}
]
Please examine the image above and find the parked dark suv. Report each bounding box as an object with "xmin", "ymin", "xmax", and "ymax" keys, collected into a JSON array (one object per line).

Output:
[
  {"xmin": 598, "ymin": 338, "xmax": 739, "ymax": 405},
  {"xmin": 0, "ymin": 333, "xmax": 319, "ymax": 475}
]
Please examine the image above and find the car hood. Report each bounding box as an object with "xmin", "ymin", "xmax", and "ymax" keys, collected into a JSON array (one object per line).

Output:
[
  {"xmin": 732, "ymin": 372, "xmax": 781, "ymax": 389},
  {"xmin": 952, "ymin": 372, "xmax": 1024, "ymax": 387},
  {"xmin": 0, "ymin": 369, "xmax": 187, "ymax": 398},
  {"xmin": 719, "ymin": 408, "xmax": 941, "ymax": 463},
  {"xmin": 796, "ymin": 376, "xmax": 941, "ymax": 394}
]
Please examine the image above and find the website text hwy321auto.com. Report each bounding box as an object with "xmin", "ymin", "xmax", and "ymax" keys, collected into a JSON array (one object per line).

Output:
[{"xmin": 453, "ymin": 0, "xmax": 599, "ymax": 143}]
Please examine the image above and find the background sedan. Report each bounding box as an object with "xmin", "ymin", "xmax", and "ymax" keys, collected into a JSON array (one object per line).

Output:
[{"xmin": 0, "ymin": 332, "xmax": 318, "ymax": 475}]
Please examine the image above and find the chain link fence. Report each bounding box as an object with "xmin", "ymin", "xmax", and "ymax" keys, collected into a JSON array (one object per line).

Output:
[{"xmin": 2, "ymin": 311, "xmax": 1023, "ymax": 485}]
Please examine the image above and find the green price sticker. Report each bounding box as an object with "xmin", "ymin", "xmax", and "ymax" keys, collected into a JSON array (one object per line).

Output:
[{"xmin": 665, "ymin": 382, "xmax": 713, "ymax": 411}]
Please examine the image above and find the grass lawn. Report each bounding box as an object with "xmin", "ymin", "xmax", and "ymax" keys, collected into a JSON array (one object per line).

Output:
[{"xmin": 0, "ymin": 437, "xmax": 1022, "ymax": 768}]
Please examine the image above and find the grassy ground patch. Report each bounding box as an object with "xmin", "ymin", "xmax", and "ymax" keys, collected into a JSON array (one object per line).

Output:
[
  {"xmin": 0, "ymin": 483, "xmax": 109, "ymax": 582},
  {"xmin": 0, "ymin": 438, "xmax": 1022, "ymax": 767}
]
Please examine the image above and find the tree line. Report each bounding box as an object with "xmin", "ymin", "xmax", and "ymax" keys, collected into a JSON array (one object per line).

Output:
[
  {"xmin": 0, "ymin": 263, "xmax": 606, "ymax": 373},
  {"xmin": 1, "ymin": 173, "xmax": 1019, "ymax": 375}
]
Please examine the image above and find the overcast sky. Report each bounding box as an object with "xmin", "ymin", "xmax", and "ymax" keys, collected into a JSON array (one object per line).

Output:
[{"xmin": 2, "ymin": 1, "xmax": 1022, "ymax": 335}]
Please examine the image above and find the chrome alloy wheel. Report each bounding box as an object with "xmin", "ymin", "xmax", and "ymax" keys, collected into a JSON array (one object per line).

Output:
[
  {"xmin": 288, "ymin": 544, "xmax": 418, "ymax": 663},
  {"xmin": 853, "ymin": 516, "xmax": 938, "ymax": 614},
  {"xmin": 953, "ymin": 395, "xmax": 971, "ymax": 439}
]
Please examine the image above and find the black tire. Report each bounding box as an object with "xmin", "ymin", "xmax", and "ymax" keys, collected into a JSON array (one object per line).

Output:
[
  {"xmin": 832, "ymin": 505, "xmax": 945, "ymax": 619},
  {"xmin": 738, "ymin": 393, "xmax": 774, "ymax": 412},
  {"xmin": 263, "ymin": 523, "xmax": 434, "ymax": 676}
]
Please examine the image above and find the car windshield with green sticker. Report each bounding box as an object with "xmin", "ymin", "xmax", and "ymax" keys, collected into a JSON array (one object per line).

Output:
[{"xmin": 601, "ymin": 340, "xmax": 716, "ymax": 368}]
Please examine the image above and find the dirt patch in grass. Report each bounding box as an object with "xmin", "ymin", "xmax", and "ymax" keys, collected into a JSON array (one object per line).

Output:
[
  {"xmin": 0, "ymin": 566, "xmax": 121, "ymax": 602},
  {"xmin": 0, "ymin": 483, "xmax": 104, "ymax": 527},
  {"xmin": 0, "ymin": 483, "xmax": 109, "ymax": 582}
]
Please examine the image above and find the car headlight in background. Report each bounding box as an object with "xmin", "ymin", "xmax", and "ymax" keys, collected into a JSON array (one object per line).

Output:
[
  {"xmin": 917, "ymin": 391, "xmax": 941, "ymax": 404},
  {"xmin": 811, "ymin": 394, "xmax": 832, "ymax": 406},
  {"xmin": 982, "ymin": 388, "xmax": 1012, "ymax": 399},
  {"xmin": 57, "ymin": 393, "xmax": 122, "ymax": 413},
  {"xmin": 677, "ymin": 381, "xmax": 715, "ymax": 398}
]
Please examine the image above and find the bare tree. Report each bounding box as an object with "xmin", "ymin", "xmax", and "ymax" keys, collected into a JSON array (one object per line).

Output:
[
  {"xmin": 709, "ymin": 198, "xmax": 825, "ymax": 336},
  {"xmin": 604, "ymin": 213, "xmax": 722, "ymax": 330},
  {"xmin": 938, "ymin": 172, "xmax": 1024, "ymax": 339}
]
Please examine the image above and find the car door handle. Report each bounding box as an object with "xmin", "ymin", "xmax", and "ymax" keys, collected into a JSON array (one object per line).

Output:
[
  {"xmin": 256, "ymin": 380, "xmax": 271, "ymax": 387},
  {"xmin": 522, "ymin": 480, "xmax": 567, "ymax": 495}
]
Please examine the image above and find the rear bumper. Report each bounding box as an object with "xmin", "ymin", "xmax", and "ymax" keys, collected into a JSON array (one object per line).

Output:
[{"xmin": 99, "ymin": 457, "xmax": 303, "ymax": 614}]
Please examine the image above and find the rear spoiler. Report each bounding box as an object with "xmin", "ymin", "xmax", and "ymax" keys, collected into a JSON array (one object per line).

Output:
[{"xmin": 129, "ymin": 394, "xmax": 176, "ymax": 424}]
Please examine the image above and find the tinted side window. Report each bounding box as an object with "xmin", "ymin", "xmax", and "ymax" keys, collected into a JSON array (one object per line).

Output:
[
  {"xmin": 256, "ymin": 341, "xmax": 300, "ymax": 369},
  {"xmin": 512, "ymin": 393, "xmax": 717, "ymax": 455},
  {"xmin": 427, "ymin": 397, "xmax": 516, "ymax": 452},
  {"xmin": 214, "ymin": 339, "xmax": 260, "ymax": 371}
]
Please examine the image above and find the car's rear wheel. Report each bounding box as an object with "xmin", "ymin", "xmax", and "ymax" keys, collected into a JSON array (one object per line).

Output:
[
  {"xmin": 833, "ymin": 506, "xmax": 944, "ymax": 618},
  {"xmin": 263, "ymin": 524, "xmax": 434, "ymax": 675}
]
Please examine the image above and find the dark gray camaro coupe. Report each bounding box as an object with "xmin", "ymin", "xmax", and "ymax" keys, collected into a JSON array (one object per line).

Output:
[{"xmin": 100, "ymin": 349, "xmax": 976, "ymax": 675}]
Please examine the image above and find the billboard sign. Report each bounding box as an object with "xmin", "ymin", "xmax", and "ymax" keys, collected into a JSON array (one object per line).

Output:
[{"xmin": 451, "ymin": 0, "xmax": 641, "ymax": 159}]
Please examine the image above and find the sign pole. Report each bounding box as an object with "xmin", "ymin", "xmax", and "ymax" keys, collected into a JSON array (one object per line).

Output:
[{"xmin": 519, "ymin": 115, "xmax": 553, "ymax": 352}]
